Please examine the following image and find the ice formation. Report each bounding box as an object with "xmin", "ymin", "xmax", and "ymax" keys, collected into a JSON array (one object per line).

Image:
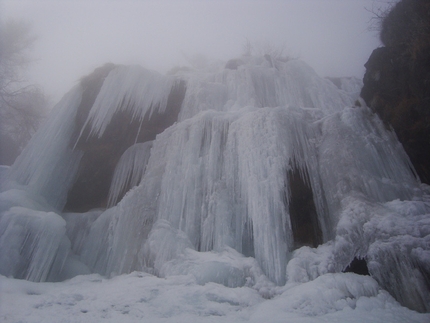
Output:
[
  {"xmin": 0, "ymin": 55, "xmax": 429, "ymax": 312},
  {"xmin": 107, "ymin": 141, "xmax": 153, "ymax": 207}
]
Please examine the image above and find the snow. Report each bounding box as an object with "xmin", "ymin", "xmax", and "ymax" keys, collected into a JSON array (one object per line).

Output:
[
  {"xmin": 1, "ymin": 272, "xmax": 429, "ymax": 323},
  {"xmin": 0, "ymin": 55, "xmax": 429, "ymax": 319}
]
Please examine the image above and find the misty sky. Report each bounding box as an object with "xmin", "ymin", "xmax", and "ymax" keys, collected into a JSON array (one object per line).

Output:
[{"xmin": 2, "ymin": 0, "xmax": 390, "ymax": 103}]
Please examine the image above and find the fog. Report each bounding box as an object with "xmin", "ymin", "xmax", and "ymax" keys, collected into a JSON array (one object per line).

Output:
[{"xmin": 2, "ymin": 0, "xmax": 390, "ymax": 103}]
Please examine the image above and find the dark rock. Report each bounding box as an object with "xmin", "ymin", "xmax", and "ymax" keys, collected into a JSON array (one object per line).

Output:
[
  {"xmin": 360, "ymin": 0, "xmax": 430, "ymax": 184},
  {"xmin": 63, "ymin": 67, "xmax": 186, "ymax": 212},
  {"xmin": 343, "ymin": 257, "xmax": 370, "ymax": 276},
  {"xmin": 286, "ymin": 166, "xmax": 322, "ymax": 249},
  {"xmin": 359, "ymin": 0, "xmax": 430, "ymax": 312}
]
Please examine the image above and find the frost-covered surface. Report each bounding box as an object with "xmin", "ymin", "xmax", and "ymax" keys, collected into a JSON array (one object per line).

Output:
[
  {"xmin": 286, "ymin": 192, "xmax": 430, "ymax": 311},
  {"xmin": 0, "ymin": 55, "xmax": 429, "ymax": 316},
  {"xmin": 1, "ymin": 272, "xmax": 429, "ymax": 323}
]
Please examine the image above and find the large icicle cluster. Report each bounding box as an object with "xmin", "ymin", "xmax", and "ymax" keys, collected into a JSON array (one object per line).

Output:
[
  {"xmin": 76, "ymin": 65, "xmax": 175, "ymax": 141},
  {"xmin": 0, "ymin": 55, "xmax": 429, "ymax": 312}
]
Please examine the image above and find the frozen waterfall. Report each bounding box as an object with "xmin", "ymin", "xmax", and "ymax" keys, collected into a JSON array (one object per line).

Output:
[{"xmin": 0, "ymin": 55, "xmax": 429, "ymax": 312}]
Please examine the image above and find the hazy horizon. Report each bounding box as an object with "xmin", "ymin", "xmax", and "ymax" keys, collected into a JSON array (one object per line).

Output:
[{"xmin": 2, "ymin": 0, "xmax": 391, "ymax": 103}]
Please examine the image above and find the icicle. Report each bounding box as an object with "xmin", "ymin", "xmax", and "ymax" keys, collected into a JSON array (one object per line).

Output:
[
  {"xmin": 5, "ymin": 86, "xmax": 84, "ymax": 211},
  {"xmin": 107, "ymin": 142, "xmax": 153, "ymax": 207},
  {"xmin": 76, "ymin": 66, "xmax": 175, "ymax": 142}
]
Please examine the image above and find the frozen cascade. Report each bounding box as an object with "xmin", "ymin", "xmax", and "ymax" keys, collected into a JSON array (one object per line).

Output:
[
  {"xmin": 85, "ymin": 103, "xmax": 419, "ymax": 286},
  {"xmin": 0, "ymin": 56, "xmax": 428, "ymax": 312},
  {"xmin": 3, "ymin": 86, "xmax": 84, "ymax": 210},
  {"xmin": 178, "ymin": 59, "xmax": 356, "ymax": 121}
]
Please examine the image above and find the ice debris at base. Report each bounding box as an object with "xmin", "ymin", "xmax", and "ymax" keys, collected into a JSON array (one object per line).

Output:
[{"xmin": 0, "ymin": 55, "xmax": 429, "ymax": 313}]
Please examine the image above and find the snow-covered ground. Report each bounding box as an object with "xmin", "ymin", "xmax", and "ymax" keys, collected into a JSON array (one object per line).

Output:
[{"xmin": 2, "ymin": 271, "xmax": 429, "ymax": 323}]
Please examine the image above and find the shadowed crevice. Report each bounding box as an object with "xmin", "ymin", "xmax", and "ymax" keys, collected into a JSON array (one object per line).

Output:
[
  {"xmin": 287, "ymin": 166, "xmax": 322, "ymax": 249},
  {"xmin": 343, "ymin": 257, "xmax": 370, "ymax": 276}
]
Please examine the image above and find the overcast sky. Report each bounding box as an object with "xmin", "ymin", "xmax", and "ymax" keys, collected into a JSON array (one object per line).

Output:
[{"xmin": 2, "ymin": 0, "xmax": 391, "ymax": 103}]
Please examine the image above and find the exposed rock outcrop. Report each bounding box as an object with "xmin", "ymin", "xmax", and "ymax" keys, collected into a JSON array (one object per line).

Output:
[
  {"xmin": 64, "ymin": 67, "xmax": 186, "ymax": 212},
  {"xmin": 360, "ymin": 0, "xmax": 430, "ymax": 184}
]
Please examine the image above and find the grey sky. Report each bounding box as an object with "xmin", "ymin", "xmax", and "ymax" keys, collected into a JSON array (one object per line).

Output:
[{"xmin": 2, "ymin": 0, "xmax": 390, "ymax": 103}]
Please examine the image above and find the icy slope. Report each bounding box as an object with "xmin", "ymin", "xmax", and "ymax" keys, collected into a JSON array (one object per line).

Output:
[{"xmin": 0, "ymin": 55, "xmax": 429, "ymax": 313}]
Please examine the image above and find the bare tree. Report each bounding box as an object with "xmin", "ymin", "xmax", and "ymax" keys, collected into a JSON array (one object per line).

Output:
[
  {"xmin": 0, "ymin": 19, "xmax": 47, "ymax": 165},
  {"xmin": 365, "ymin": 0, "xmax": 396, "ymax": 33}
]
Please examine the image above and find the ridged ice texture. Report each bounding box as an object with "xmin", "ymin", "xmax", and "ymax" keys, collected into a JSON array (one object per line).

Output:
[
  {"xmin": 76, "ymin": 58, "xmax": 420, "ymax": 286},
  {"xmin": 107, "ymin": 142, "xmax": 153, "ymax": 207},
  {"xmin": 151, "ymin": 109, "xmax": 298, "ymax": 284},
  {"xmin": 77, "ymin": 65, "xmax": 175, "ymax": 141},
  {"xmin": 4, "ymin": 86, "xmax": 84, "ymax": 210},
  {"xmin": 178, "ymin": 58, "xmax": 356, "ymax": 121},
  {"xmin": 81, "ymin": 104, "xmax": 418, "ymax": 286},
  {"xmin": 317, "ymin": 106, "xmax": 419, "ymax": 232}
]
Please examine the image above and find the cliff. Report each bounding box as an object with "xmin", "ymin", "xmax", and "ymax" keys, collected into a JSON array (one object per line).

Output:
[{"xmin": 360, "ymin": 0, "xmax": 430, "ymax": 184}]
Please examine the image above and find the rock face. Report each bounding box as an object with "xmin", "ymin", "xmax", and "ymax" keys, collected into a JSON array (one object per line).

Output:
[
  {"xmin": 360, "ymin": 0, "xmax": 430, "ymax": 184},
  {"xmin": 64, "ymin": 66, "xmax": 186, "ymax": 212}
]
